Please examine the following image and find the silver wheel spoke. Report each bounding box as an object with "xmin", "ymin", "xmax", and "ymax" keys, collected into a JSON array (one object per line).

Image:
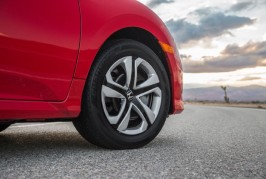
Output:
[
  {"xmin": 135, "ymin": 98, "xmax": 156, "ymax": 124},
  {"xmin": 101, "ymin": 85, "xmax": 126, "ymax": 124},
  {"xmin": 105, "ymin": 72, "xmax": 126, "ymax": 90},
  {"xmin": 136, "ymin": 86, "xmax": 161, "ymax": 98},
  {"xmin": 105, "ymin": 57, "xmax": 129, "ymax": 90},
  {"xmin": 140, "ymin": 87, "xmax": 162, "ymax": 123},
  {"xmin": 132, "ymin": 104, "xmax": 148, "ymax": 132},
  {"xmin": 137, "ymin": 74, "xmax": 159, "ymax": 89},
  {"xmin": 101, "ymin": 99, "xmax": 126, "ymax": 125},
  {"xmin": 122, "ymin": 56, "xmax": 133, "ymax": 88},
  {"xmin": 134, "ymin": 58, "xmax": 159, "ymax": 90},
  {"xmin": 133, "ymin": 58, "xmax": 143, "ymax": 88},
  {"xmin": 118, "ymin": 104, "xmax": 148, "ymax": 134},
  {"xmin": 120, "ymin": 104, "xmax": 148, "ymax": 135},
  {"xmin": 117, "ymin": 104, "xmax": 132, "ymax": 132},
  {"xmin": 102, "ymin": 85, "xmax": 125, "ymax": 99}
]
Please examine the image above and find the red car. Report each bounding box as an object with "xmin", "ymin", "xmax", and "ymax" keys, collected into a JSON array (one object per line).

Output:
[{"xmin": 0, "ymin": 0, "xmax": 183, "ymax": 149}]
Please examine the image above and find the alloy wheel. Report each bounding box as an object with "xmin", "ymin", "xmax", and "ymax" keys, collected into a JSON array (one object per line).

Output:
[{"xmin": 101, "ymin": 56, "xmax": 162, "ymax": 135}]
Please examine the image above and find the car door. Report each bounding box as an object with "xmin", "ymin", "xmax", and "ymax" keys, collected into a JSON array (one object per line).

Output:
[{"xmin": 0, "ymin": 0, "xmax": 80, "ymax": 101}]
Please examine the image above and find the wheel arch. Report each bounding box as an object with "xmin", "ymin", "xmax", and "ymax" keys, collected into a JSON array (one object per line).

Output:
[
  {"xmin": 75, "ymin": 0, "xmax": 183, "ymax": 114},
  {"xmin": 84, "ymin": 27, "xmax": 174, "ymax": 114}
]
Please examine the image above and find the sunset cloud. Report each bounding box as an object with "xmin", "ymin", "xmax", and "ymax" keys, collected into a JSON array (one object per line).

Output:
[
  {"xmin": 182, "ymin": 41, "xmax": 266, "ymax": 73},
  {"xmin": 166, "ymin": 10, "xmax": 255, "ymax": 44},
  {"xmin": 228, "ymin": 0, "xmax": 266, "ymax": 12},
  {"xmin": 228, "ymin": 1, "xmax": 255, "ymax": 12},
  {"xmin": 147, "ymin": 0, "xmax": 174, "ymax": 8},
  {"xmin": 239, "ymin": 76, "xmax": 262, "ymax": 81}
]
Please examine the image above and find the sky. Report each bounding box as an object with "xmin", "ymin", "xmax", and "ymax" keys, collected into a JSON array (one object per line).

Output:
[{"xmin": 138, "ymin": 0, "xmax": 266, "ymax": 88}]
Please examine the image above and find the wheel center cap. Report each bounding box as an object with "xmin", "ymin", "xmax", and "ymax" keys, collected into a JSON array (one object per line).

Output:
[{"xmin": 126, "ymin": 89, "xmax": 134, "ymax": 101}]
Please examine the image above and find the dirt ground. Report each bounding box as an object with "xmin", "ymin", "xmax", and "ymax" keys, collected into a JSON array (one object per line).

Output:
[{"xmin": 185, "ymin": 102, "xmax": 266, "ymax": 110}]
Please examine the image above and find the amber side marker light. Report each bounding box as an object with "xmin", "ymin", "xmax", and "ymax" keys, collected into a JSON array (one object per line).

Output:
[{"xmin": 159, "ymin": 41, "xmax": 174, "ymax": 54}]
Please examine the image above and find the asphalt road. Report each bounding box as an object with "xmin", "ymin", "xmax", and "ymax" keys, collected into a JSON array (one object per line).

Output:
[{"xmin": 0, "ymin": 105, "xmax": 266, "ymax": 178}]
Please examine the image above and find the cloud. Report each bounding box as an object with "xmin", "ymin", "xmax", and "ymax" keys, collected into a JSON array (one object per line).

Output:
[
  {"xmin": 229, "ymin": 1, "xmax": 255, "ymax": 12},
  {"xmin": 239, "ymin": 76, "xmax": 262, "ymax": 81},
  {"xmin": 260, "ymin": 0, "xmax": 266, "ymax": 5},
  {"xmin": 166, "ymin": 9, "xmax": 255, "ymax": 44},
  {"xmin": 228, "ymin": 0, "xmax": 266, "ymax": 12},
  {"xmin": 182, "ymin": 41, "xmax": 266, "ymax": 73},
  {"xmin": 147, "ymin": 0, "xmax": 174, "ymax": 8}
]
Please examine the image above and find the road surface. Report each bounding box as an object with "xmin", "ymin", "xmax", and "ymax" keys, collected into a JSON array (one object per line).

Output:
[{"xmin": 0, "ymin": 105, "xmax": 266, "ymax": 178}]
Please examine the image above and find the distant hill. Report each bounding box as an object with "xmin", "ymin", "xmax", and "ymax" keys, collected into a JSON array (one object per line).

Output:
[{"xmin": 183, "ymin": 85, "xmax": 266, "ymax": 102}]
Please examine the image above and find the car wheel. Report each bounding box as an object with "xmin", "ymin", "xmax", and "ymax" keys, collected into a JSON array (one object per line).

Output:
[
  {"xmin": 0, "ymin": 123, "xmax": 11, "ymax": 132},
  {"xmin": 73, "ymin": 39, "xmax": 170, "ymax": 149}
]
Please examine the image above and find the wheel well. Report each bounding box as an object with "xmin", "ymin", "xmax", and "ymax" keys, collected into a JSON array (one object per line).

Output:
[{"xmin": 97, "ymin": 27, "xmax": 172, "ymax": 113}]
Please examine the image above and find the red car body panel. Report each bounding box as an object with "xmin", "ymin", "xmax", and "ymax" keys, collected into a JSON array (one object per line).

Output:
[
  {"xmin": 0, "ymin": 0, "xmax": 183, "ymax": 121},
  {"xmin": 0, "ymin": 0, "xmax": 80, "ymax": 101},
  {"xmin": 0, "ymin": 79, "xmax": 85, "ymax": 120}
]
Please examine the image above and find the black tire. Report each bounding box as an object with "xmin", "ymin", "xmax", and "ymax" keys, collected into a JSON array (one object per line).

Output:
[
  {"xmin": 73, "ymin": 39, "xmax": 170, "ymax": 149},
  {"xmin": 0, "ymin": 123, "xmax": 11, "ymax": 132}
]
